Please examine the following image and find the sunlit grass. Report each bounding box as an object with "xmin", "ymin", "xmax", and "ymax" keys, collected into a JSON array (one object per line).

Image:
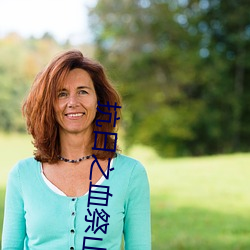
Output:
[
  {"xmin": 128, "ymin": 145, "xmax": 250, "ymax": 249},
  {"xmin": 0, "ymin": 132, "xmax": 34, "ymax": 186}
]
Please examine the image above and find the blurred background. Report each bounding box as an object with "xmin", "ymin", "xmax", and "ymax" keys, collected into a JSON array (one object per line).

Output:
[{"xmin": 1, "ymin": 0, "xmax": 250, "ymax": 249}]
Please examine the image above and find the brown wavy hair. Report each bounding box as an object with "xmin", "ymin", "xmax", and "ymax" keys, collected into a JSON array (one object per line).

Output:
[{"xmin": 22, "ymin": 50, "xmax": 122, "ymax": 163}]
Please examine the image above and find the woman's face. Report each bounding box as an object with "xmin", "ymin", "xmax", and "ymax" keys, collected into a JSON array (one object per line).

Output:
[{"xmin": 54, "ymin": 68, "xmax": 97, "ymax": 137}]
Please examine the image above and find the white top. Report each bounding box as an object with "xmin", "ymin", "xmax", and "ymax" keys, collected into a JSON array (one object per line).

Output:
[{"xmin": 40, "ymin": 159, "xmax": 113, "ymax": 196}]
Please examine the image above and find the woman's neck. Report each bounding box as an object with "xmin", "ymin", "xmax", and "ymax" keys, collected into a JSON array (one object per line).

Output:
[{"xmin": 59, "ymin": 132, "xmax": 92, "ymax": 159}]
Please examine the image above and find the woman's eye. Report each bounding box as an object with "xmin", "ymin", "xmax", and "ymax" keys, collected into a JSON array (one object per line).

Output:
[
  {"xmin": 58, "ymin": 92, "xmax": 67, "ymax": 98},
  {"xmin": 79, "ymin": 90, "xmax": 87, "ymax": 95}
]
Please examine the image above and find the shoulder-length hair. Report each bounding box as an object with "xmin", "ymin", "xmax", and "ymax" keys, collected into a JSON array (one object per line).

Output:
[{"xmin": 22, "ymin": 50, "xmax": 122, "ymax": 163}]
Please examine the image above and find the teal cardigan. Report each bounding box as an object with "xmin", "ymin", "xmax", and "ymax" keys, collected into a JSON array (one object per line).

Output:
[{"xmin": 1, "ymin": 154, "xmax": 151, "ymax": 250}]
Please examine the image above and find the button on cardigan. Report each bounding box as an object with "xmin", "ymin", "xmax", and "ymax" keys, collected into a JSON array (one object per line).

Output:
[{"xmin": 1, "ymin": 154, "xmax": 151, "ymax": 250}]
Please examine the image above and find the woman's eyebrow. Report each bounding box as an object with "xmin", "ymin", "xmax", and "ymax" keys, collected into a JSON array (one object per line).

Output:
[
  {"xmin": 77, "ymin": 86, "xmax": 91, "ymax": 89},
  {"xmin": 58, "ymin": 86, "xmax": 91, "ymax": 91},
  {"xmin": 57, "ymin": 88, "xmax": 67, "ymax": 92}
]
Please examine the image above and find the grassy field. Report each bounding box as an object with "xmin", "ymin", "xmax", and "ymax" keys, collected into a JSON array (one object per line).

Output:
[{"xmin": 1, "ymin": 133, "xmax": 250, "ymax": 249}]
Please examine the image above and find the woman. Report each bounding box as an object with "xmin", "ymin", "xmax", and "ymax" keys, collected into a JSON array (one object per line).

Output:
[{"xmin": 1, "ymin": 50, "xmax": 151, "ymax": 250}]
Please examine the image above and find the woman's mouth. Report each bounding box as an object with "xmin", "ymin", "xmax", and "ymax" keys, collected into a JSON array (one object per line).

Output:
[{"xmin": 65, "ymin": 112, "xmax": 85, "ymax": 118}]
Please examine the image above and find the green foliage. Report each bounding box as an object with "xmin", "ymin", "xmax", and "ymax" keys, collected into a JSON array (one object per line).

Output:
[
  {"xmin": 90, "ymin": 0, "xmax": 250, "ymax": 157},
  {"xmin": 0, "ymin": 34, "xmax": 62, "ymax": 132}
]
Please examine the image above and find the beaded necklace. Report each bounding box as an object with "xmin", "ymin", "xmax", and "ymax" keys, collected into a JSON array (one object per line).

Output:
[{"xmin": 57, "ymin": 155, "xmax": 93, "ymax": 163}]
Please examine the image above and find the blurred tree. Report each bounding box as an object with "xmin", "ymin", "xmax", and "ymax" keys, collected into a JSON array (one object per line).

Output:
[
  {"xmin": 90, "ymin": 0, "xmax": 250, "ymax": 157},
  {"xmin": 184, "ymin": 0, "xmax": 250, "ymax": 154},
  {"xmin": 0, "ymin": 33, "xmax": 66, "ymax": 132},
  {"xmin": 0, "ymin": 34, "xmax": 28, "ymax": 132}
]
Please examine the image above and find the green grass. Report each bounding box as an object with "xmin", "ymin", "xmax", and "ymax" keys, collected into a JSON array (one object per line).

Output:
[
  {"xmin": 128, "ymin": 146, "xmax": 250, "ymax": 249},
  {"xmin": 0, "ymin": 133, "xmax": 34, "ymax": 187},
  {"xmin": 1, "ymin": 134, "xmax": 250, "ymax": 249}
]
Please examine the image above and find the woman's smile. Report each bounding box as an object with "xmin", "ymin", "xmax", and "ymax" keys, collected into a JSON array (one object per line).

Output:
[{"xmin": 65, "ymin": 112, "xmax": 85, "ymax": 119}]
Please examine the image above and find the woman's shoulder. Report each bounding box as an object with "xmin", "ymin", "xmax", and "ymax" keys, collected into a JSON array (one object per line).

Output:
[
  {"xmin": 115, "ymin": 153, "xmax": 141, "ymax": 164},
  {"xmin": 9, "ymin": 157, "xmax": 40, "ymax": 177},
  {"xmin": 113, "ymin": 154, "xmax": 150, "ymax": 197},
  {"xmin": 114, "ymin": 153, "xmax": 146, "ymax": 175}
]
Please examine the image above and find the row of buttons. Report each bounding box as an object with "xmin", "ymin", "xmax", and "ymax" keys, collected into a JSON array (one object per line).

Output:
[{"xmin": 70, "ymin": 198, "xmax": 76, "ymax": 250}]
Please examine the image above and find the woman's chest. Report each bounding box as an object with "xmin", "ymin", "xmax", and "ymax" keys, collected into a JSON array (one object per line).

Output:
[{"xmin": 42, "ymin": 161, "xmax": 107, "ymax": 197}]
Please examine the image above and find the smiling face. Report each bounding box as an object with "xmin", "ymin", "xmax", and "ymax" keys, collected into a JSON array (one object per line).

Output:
[{"xmin": 54, "ymin": 68, "xmax": 97, "ymax": 137}]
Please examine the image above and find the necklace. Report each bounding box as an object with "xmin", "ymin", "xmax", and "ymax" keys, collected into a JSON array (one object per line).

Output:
[{"xmin": 58, "ymin": 154, "xmax": 93, "ymax": 163}]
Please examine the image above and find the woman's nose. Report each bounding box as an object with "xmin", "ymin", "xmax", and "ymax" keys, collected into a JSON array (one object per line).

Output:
[{"xmin": 67, "ymin": 95, "xmax": 79, "ymax": 108}]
